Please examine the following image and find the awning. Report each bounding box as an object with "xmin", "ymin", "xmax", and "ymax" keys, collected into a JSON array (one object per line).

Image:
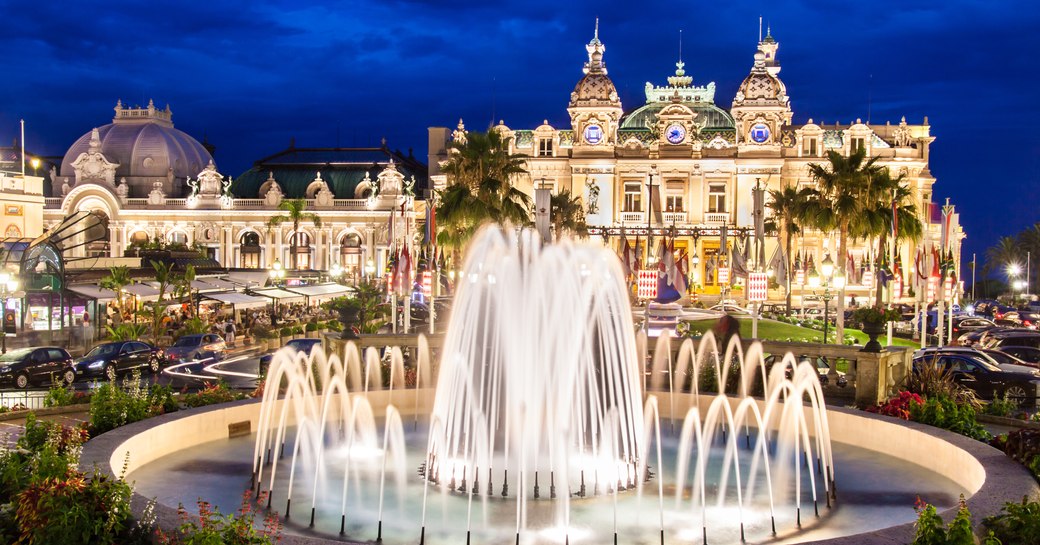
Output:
[
  {"xmin": 226, "ymin": 271, "xmax": 271, "ymax": 288},
  {"xmin": 68, "ymin": 284, "xmax": 116, "ymax": 303},
  {"xmin": 201, "ymin": 277, "xmax": 238, "ymax": 290},
  {"xmin": 250, "ymin": 287, "xmax": 306, "ymax": 303},
  {"xmin": 203, "ymin": 291, "xmax": 270, "ymax": 310},
  {"xmin": 286, "ymin": 283, "xmax": 353, "ymax": 298},
  {"xmin": 190, "ymin": 280, "xmax": 221, "ymax": 293},
  {"xmin": 123, "ymin": 283, "xmax": 161, "ymax": 301}
]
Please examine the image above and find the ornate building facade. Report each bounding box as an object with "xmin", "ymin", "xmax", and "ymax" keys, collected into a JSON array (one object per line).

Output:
[
  {"xmin": 430, "ymin": 27, "xmax": 963, "ymax": 302},
  {"xmin": 43, "ymin": 102, "xmax": 426, "ymax": 281}
]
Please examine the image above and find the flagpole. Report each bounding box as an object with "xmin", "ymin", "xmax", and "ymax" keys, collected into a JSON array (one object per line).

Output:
[{"xmin": 971, "ymin": 253, "xmax": 976, "ymax": 302}]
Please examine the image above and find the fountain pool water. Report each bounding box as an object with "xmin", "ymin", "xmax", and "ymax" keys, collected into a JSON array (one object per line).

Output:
[{"xmin": 126, "ymin": 227, "xmax": 970, "ymax": 544}]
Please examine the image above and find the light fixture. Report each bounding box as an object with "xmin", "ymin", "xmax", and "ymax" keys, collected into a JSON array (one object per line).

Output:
[
  {"xmin": 832, "ymin": 271, "xmax": 846, "ymax": 289},
  {"xmin": 820, "ymin": 254, "xmax": 834, "ymax": 279},
  {"xmin": 807, "ymin": 267, "xmax": 821, "ymax": 288}
]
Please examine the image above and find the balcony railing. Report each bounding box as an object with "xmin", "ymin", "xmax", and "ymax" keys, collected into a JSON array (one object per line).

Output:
[
  {"xmin": 705, "ymin": 212, "xmax": 729, "ymax": 225},
  {"xmin": 45, "ymin": 197, "xmax": 374, "ymax": 211},
  {"xmin": 663, "ymin": 211, "xmax": 687, "ymax": 224},
  {"xmin": 619, "ymin": 211, "xmax": 644, "ymax": 223}
]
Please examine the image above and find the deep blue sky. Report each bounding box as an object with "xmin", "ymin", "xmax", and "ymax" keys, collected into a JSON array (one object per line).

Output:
[{"xmin": 2, "ymin": 0, "xmax": 1037, "ymax": 267}]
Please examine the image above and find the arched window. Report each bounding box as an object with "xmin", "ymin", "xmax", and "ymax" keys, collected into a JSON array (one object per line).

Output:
[
  {"xmin": 168, "ymin": 231, "xmax": 188, "ymax": 246},
  {"xmin": 290, "ymin": 231, "xmax": 312, "ymax": 270},
  {"xmin": 87, "ymin": 211, "xmax": 109, "ymax": 258},
  {"xmin": 240, "ymin": 232, "xmax": 261, "ymax": 269},
  {"xmin": 340, "ymin": 233, "xmax": 363, "ymax": 279},
  {"xmin": 4, "ymin": 224, "xmax": 21, "ymax": 238}
]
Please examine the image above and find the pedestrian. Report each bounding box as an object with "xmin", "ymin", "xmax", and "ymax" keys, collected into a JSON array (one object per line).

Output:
[
  {"xmin": 712, "ymin": 313, "xmax": 741, "ymax": 351},
  {"xmin": 225, "ymin": 319, "xmax": 236, "ymax": 347}
]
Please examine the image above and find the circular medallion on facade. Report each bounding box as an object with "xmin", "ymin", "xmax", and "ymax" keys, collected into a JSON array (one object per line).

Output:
[
  {"xmin": 583, "ymin": 124, "xmax": 604, "ymax": 145},
  {"xmin": 750, "ymin": 123, "xmax": 771, "ymax": 143},
  {"xmin": 665, "ymin": 123, "xmax": 687, "ymax": 144}
]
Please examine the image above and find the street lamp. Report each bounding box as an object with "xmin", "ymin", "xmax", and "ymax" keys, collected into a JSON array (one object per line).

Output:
[
  {"xmin": 1008, "ymin": 263, "xmax": 1022, "ymax": 303},
  {"xmin": 0, "ymin": 272, "xmax": 20, "ymax": 354},
  {"xmin": 807, "ymin": 254, "xmax": 845, "ymax": 344},
  {"xmin": 365, "ymin": 259, "xmax": 375, "ymax": 279},
  {"xmin": 269, "ymin": 259, "xmax": 285, "ymax": 326},
  {"xmin": 330, "ymin": 262, "xmax": 343, "ymax": 282},
  {"xmin": 29, "ymin": 157, "xmax": 40, "ymax": 176}
]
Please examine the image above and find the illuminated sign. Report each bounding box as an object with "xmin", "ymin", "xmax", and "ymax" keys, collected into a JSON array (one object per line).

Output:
[
  {"xmin": 717, "ymin": 267, "xmax": 730, "ymax": 285},
  {"xmin": 637, "ymin": 270, "xmax": 658, "ymax": 300},
  {"xmin": 748, "ymin": 272, "xmax": 768, "ymax": 302}
]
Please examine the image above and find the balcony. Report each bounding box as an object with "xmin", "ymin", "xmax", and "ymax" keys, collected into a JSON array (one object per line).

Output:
[
  {"xmin": 619, "ymin": 211, "xmax": 644, "ymax": 223},
  {"xmin": 705, "ymin": 212, "xmax": 729, "ymax": 225},
  {"xmin": 44, "ymin": 197, "xmax": 373, "ymax": 211},
  {"xmin": 663, "ymin": 211, "xmax": 687, "ymax": 224}
]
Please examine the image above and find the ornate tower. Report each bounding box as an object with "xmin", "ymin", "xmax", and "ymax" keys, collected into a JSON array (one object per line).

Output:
[
  {"xmin": 731, "ymin": 30, "xmax": 792, "ymax": 154},
  {"xmin": 568, "ymin": 20, "xmax": 623, "ymax": 157}
]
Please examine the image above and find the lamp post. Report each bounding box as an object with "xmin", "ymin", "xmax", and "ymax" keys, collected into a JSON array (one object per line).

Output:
[
  {"xmin": 0, "ymin": 272, "xmax": 20, "ymax": 354},
  {"xmin": 807, "ymin": 254, "xmax": 845, "ymax": 345},
  {"xmin": 1008, "ymin": 263, "xmax": 1022, "ymax": 304},
  {"xmin": 646, "ymin": 164, "xmax": 657, "ymax": 251},
  {"xmin": 30, "ymin": 157, "xmax": 40, "ymax": 176},
  {"xmin": 330, "ymin": 262, "xmax": 343, "ymax": 283},
  {"xmin": 269, "ymin": 259, "xmax": 285, "ymax": 326}
]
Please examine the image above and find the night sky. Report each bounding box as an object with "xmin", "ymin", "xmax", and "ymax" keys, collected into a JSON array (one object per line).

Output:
[{"xmin": 2, "ymin": 1, "xmax": 1037, "ymax": 267}]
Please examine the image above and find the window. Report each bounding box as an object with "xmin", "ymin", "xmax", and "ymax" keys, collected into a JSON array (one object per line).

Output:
[
  {"xmin": 623, "ymin": 182, "xmax": 642, "ymax": 212},
  {"xmin": 241, "ymin": 232, "xmax": 261, "ymax": 269},
  {"xmin": 291, "ymin": 232, "xmax": 312, "ymax": 269},
  {"xmin": 851, "ymin": 137, "xmax": 866, "ymax": 153},
  {"xmin": 340, "ymin": 233, "xmax": 363, "ymax": 278},
  {"xmin": 168, "ymin": 231, "xmax": 188, "ymax": 245},
  {"xmin": 803, "ymin": 137, "xmax": 817, "ymax": 156},
  {"xmin": 538, "ymin": 138, "xmax": 553, "ymax": 157},
  {"xmin": 665, "ymin": 195, "xmax": 684, "ymax": 212},
  {"xmin": 708, "ymin": 184, "xmax": 726, "ymax": 213}
]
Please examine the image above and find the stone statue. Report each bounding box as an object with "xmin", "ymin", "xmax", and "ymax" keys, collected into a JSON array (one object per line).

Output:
[
  {"xmin": 147, "ymin": 180, "xmax": 166, "ymax": 206},
  {"xmin": 264, "ymin": 181, "xmax": 283, "ymax": 207},
  {"xmin": 115, "ymin": 177, "xmax": 129, "ymax": 203},
  {"xmin": 61, "ymin": 177, "xmax": 71, "ymax": 196}
]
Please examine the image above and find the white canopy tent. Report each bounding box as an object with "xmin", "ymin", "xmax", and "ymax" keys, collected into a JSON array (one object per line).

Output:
[
  {"xmin": 226, "ymin": 271, "xmax": 271, "ymax": 288},
  {"xmin": 202, "ymin": 291, "xmax": 271, "ymax": 310},
  {"xmin": 285, "ymin": 282, "xmax": 353, "ymax": 303},
  {"xmin": 251, "ymin": 287, "xmax": 306, "ymax": 304},
  {"xmin": 200, "ymin": 277, "xmax": 238, "ymax": 290},
  {"xmin": 122, "ymin": 283, "xmax": 161, "ymax": 302},
  {"xmin": 68, "ymin": 284, "xmax": 116, "ymax": 303}
]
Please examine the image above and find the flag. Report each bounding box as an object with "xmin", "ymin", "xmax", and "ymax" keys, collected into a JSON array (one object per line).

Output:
[
  {"xmin": 731, "ymin": 237, "xmax": 749, "ymax": 279},
  {"xmin": 423, "ymin": 199, "xmax": 436, "ymax": 247},
  {"xmin": 940, "ymin": 202, "xmax": 954, "ymax": 252},
  {"xmin": 619, "ymin": 234, "xmax": 633, "ymax": 277},
  {"xmin": 769, "ymin": 246, "xmax": 788, "ymax": 286},
  {"xmin": 931, "ymin": 246, "xmax": 941, "ymax": 279},
  {"xmin": 720, "ymin": 225, "xmax": 728, "ymax": 256},
  {"xmin": 891, "ymin": 191, "xmax": 899, "ymax": 241}
]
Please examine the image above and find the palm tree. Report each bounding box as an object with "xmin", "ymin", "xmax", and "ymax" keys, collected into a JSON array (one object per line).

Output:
[
  {"xmin": 174, "ymin": 264, "xmax": 198, "ymax": 319},
  {"xmin": 985, "ymin": 236, "xmax": 1021, "ymax": 281},
  {"xmin": 854, "ymin": 169, "xmax": 923, "ymax": 305},
  {"xmin": 149, "ymin": 260, "xmax": 175, "ymax": 341},
  {"xmin": 1018, "ymin": 223, "xmax": 1040, "ymax": 291},
  {"xmin": 766, "ymin": 185, "xmax": 814, "ymax": 315},
  {"xmin": 550, "ymin": 190, "xmax": 588, "ymax": 240},
  {"xmin": 99, "ymin": 265, "xmax": 131, "ymax": 323},
  {"xmin": 805, "ymin": 148, "xmax": 883, "ymax": 341},
  {"xmin": 266, "ymin": 198, "xmax": 323, "ymax": 270},
  {"xmin": 436, "ymin": 130, "xmax": 532, "ymax": 264}
]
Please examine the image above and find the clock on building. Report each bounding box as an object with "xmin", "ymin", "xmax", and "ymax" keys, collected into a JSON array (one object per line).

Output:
[
  {"xmin": 583, "ymin": 124, "xmax": 604, "ymax": 145},
  {"xmin": 665, "ymin": 123, "xmax": 687, "ymax": 144},
  {"xmin": 749, "ymin": 123, "xmax": 771, "ymax": 143}
]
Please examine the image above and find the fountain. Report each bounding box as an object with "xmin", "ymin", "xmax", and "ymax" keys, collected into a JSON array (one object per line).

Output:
[{"xmin": 247, "ymin": 227, "xmax": 841, "ymax": 544}]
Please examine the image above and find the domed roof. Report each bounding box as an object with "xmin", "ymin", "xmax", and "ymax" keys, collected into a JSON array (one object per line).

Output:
[
  {"xmin": 621, "ymin": 102, "xmax": 735, "ymax": 130},
  {"xmin": 735, "ymin": 52, "xmax": 788, "ymax": 103},
  {"xmin": 569, "ymin": 21, "xmax": 621, "ymax": 109},
  {"xmin": 59, "ymin": 100, "xmax": 212, "ymax": 183}
]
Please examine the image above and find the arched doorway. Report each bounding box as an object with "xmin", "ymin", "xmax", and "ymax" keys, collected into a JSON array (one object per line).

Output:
[
  {"xmin": 86, "ymin": 211, "xmax": 110, "ymax": 258},
  {"xmin": 290, "ymin": 231, "xmax": 312, "ymax": 270},
  {"xmin": 340, "ymin": 233, "xmax": 362, "ymax": 280},
  {"xmin": 240, "ymin": 232, "xmax": 261, "ymax": 269}
]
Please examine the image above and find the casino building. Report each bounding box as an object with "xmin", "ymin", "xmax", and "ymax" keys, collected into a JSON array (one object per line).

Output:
[{"xmin": 429, "ymin": 27, "xmax": 963, "ymax": 303}]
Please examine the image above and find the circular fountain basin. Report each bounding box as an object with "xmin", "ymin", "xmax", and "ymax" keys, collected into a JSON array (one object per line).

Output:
[{"xmin": 80, "ymin": 392, "xmax": 1038, "ymax": 545}]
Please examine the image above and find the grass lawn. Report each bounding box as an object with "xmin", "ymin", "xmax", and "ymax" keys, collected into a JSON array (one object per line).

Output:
[{"xmin": 682, "ymin": 316, "xmax": 918, "ymax": 348}]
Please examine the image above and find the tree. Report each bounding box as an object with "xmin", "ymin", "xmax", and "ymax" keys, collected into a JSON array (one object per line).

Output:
[
  {"xmin": 805, "ymin": 148, "xmax": 883, "ymax": 341},
  {"xmin": 99, "ymin": 265, "xmax": 131, "ymax": 324},
  {"xmin": 149, "ymin": 260, "xmax": 175, "ymax": 341},
  {"xmin": 766, "ymin": 185, "xmax": 814, "ymax": 315},
  {"xmin": 324, "ymin": 278, "xmax": 388, "ymax": 335},
  {"xmin": 1017, "ymin": 223, "xmax": 1040, "ymax": 291},
  {"xmin": 985, "ymin": 236, "xmax": 1021, "ymax": 281},
  {"xmin": 549, "ymin": 190, "xmax": 589, "ymax": 239},
  {"xmin": 854, "ymin": 169, "xmax": 923, "ymax": 306},
  {"xmin": 436, "ymin": 130, "xmax": 531, "ymax": 264},
  {"xmin": 265, "ymin": 198, "xmax": 323, "ymax": 270},
  {"xmin": 173, "ymin": 264, "xmax": 198, "ymax": 319}
]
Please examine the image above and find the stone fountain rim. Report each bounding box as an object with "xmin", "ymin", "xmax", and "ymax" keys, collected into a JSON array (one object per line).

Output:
[{"xmin": 80, "ymin": 396, "xmax": 1039, "ymax": 545}]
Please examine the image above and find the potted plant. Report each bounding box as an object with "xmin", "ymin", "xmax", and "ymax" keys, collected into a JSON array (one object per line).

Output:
[
  {"xmin": 267, "ymin": 329, "xmax": 281, "ymax": 351},
  {"xmin": 280, "ymin": 326, "xmax": 293, "ymax": 344},
  {"xmin": 851, "ymin": 305, "xmax": 902, "ymax": 352},
  {"xmin": 305, "ymin": 322, "xmax": 318, "ymax": 338},
  {"xmin": 323, "ymin": 296, "xmax": 363, "ymax": 340},
  {"xmin": 292, "ymin": 325, "xmax": 305, "ymax": 339}
]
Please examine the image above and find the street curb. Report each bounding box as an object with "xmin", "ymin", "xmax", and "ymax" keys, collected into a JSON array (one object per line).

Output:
[{"xmin": 978, "ymin": 413, "xmax": 1040, "ymax": 430}]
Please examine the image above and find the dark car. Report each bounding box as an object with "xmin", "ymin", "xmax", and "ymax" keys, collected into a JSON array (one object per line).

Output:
[
  {"xmin": 0, "ymin": 347, "xmax": 75, "ymax": 389},
  {"xmin": 990, "ymin": 304, "xmax": 1016, "ymax": 321},
  {"xmin": 949, "ymin": 316, "xmax": 997, "ymax": 340},
  {"xmin": 972, "ymin": 299, "xmax": 1000, "ymax": 316},
  {"xmin": 981, "ymin": 330, "xmax": 1040, "ymax": 350},
  {"xmin": 912, "ymin": 349, "xmax": 1040, "ymax": 406},
  {"xmin": 957, "ymin": 325, "xmax": 1005, "ymax": 348},
  {"xmin": 978, "ymin": 347, "xmax": 1039, "ymax": 369},
  {"xmin": 396, "ymin": 300, "xmax": 431, "ymax": 323},
  {"xmin": 165, "ymin": 333, "xmax": 227, "ymax": 363},
  {"xmin": 996, "ymin": 311, "xmax": 1040, "ymax": 330},
  {"xmin": 763, "ymin": 354, "xmax": 848, "ymax": 387},
  {"xmin": 996, "ymin": 346, "xmax": 1040, "ymax": 366},
  {"xmin": 259, "ymin": 338, "xmax": 323, "ymax": 370},
  {"xmin": 74, "ymin": 340, "xmax": 164, "ymax": 381}
]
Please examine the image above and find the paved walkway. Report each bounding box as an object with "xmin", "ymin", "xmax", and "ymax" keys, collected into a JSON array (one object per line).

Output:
[{"xmin": 0, "ymin": 410, "xmax": 91, "ymax": 449}]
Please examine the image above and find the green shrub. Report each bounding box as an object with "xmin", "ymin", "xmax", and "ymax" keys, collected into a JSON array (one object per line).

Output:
[
  {"xmin": 14, "ymin": 469, "xmax": 138, "ymax": 545},
  {"xmin": 985, "ymin": 496, "xmax": 1040, "ymax": 545},
  {"xmin": 89, "ymin": 371, "xmax": 179, "ymax": 435},
  {"xmin": 912, "ymin": 495, "xmax": 983, "ymax": 545},
  {"xmin": 157, "ymin": 491, "xmax": 281, "ymax": 544},
  {"xmin": 291, "ymin": 325, "xmax": 304, "ymax": 335},
  {"xmin": 305, "ymin": 322, "xmax": 318, "ymax": 332},
  {"xmin": 279, "ymin": 326, "xmax": 292, "ymax": 337},
  {"xmin": 180, "ymin": 381, "xmax": 246, "ymax": 408},
  {"xmin": 909, "ymin": 394, "xmax": 991, "ymax": 442},
  {"xmin": 105, "ymin": 322, "xmax": 149, "ymax": 341},
  {"xmin": 909, "ymin": 361, "xmax": 982, "ymax": 409},
  {"xmin": 986, "ymin": 393, "xmax": 1019, "ymax": 417},
  {"xmin": 326, "ymin": 320, "xmax": 343, "ymax": 332},
  {"xmin": 43, "ymin": 383, "xmax": 77, "ymax": 408}
]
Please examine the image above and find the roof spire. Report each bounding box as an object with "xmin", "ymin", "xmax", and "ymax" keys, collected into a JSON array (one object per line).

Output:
[
  {"xmin": 679, "ymin": 29, "xmax": 683, "ymax": 63},
  {"xmin": 758, "ymin": 16, "xmax": 762, "ymax": 42},
  {"xmin": 584, "ymin": 18, "xmax": 607, "ymax": 75},
  {"xmin": 594, "ymin": 17, "xmax": 599, "ymax": 41}
]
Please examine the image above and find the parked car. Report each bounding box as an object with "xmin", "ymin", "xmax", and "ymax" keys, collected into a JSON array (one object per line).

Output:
[
  {"xmin": 259, "ymin": 338, "xmax": 323, "ymax": 370},
  {"xmin": 395, "ymin": 300, "xmax": 431, "ymax": 322},
  {"xmin": 0, "ymin": 347, "xmax": 75, "ymax": 389},
  {"xmin": 916, "ymin": 346, "xmax": 1037, "ymax": 374},
  {"xmin": 949, "ymin": 316, "xmax": 998, "ymax": 340},
  {"xmin": 709, "ymin": 303, "xmax": 752, "ymax": 315},
  {"xmin": 74, "ymin": 340, "xmax": 165, "ymax": 381},
  {"xmin": 165, "ymin": 333, "xmax": 227, "ymax": 363},
  {"xmin": 957, "ymin": 325, "xmax": 1004, "ymax": 347},
  {"xmin": 996, "ymin": 346, "xmax": 1040, "ymax": 366},
  {"xmin": 990, "ymin": 304, "xmax": 1016, "ymax": 321},
  {"xmin": 981, "ymin": 330, "xmax": 1040, "ymax": 350},
  {"xmin": 995, "ymin": 311, "xmax": 1040, "ymax": 330},
  {"xmin": 764, "ymin": 354, "xmax": 848, "ymax": 387},
  {"xmin": 912, "ymin": 349, "xmax": 1040, "ymax": 406},
  {"xmin": 977, "ymin": 347, "xmax": 1039, "ymax": 369},
  {"xmin": 972, "ymin": 299, "xmax": 1000, "ymax": 316}
]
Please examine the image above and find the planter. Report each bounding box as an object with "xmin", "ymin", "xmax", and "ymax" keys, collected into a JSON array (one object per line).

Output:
[
  {"xmin": 860, "ymin": 321, "xmax": 886, "ymax": 352},
  {"xmin": 306, "ymin": 331, "xmax": 318, "ymax": 338},
  {"xmin": 280, "ymin": 335, "xmax": 291, "ymax": 345},
  {"xmin": 337, "ymin": 308, "xmax": 361, "ymax": 340},
  {"xmin": 268, "ymin": 338, "xmax": 280, "ymax": 351}
]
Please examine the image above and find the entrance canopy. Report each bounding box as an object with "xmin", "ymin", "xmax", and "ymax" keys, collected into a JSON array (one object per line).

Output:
[
  {"xmin": 123, "ymin": 283, "xmax": 161, "ymax": 301},
  {"xmin": 250, "ymin": 287, "xmax": 306, "ymax": 303},
  {"xmin": 286, "ymin": 282, "xmax": 353, "ymax": 300},
  {"xmin": 203, "ymin": 291, "xmax": 270, "ymax": 310},
  {"xmin": 68, "ymin": 284, "xmax": 116, "ymax": 303},
  {"xmin": 226, "ymin": 271, "xmax": 270, "ymax": 288}
]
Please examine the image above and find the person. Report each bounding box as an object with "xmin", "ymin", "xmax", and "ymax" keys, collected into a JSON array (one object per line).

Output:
[
  {"xmin": 712, "ymin": 313, "xmax": 741, "ymax": 351},
  {"xmin": 849, "ymin": 295, "xmax": 858, "ymax": 308},
  {"xmin": 225, "ymin": 319, "xmax": 236, "ymax": 347}
]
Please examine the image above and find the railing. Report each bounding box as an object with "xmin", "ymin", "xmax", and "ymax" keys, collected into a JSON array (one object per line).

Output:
[
  {"xmin": 44, "ymin": 197, "xmax": 62, "ymax": 208},
  {"xmin": 704, "ymin": 212, "xmax": 729, "ymax": 225},
  {"xmin": 619, "ymin": 211, "xmax": 644, "ymax": 223},
  {"xmin": 0, "ymin": 390, "xmax": 48, "ymax": 411},
  {"xmin": 56, "ymin": 196, "xmax": 377, "ymax": 211},
  {"xmin": 663, "ymin": 212, "xmax": 687, "ymax": 224}
]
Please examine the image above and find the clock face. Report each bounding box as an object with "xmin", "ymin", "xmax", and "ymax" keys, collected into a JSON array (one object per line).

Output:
[
  {"xmin": 750, "ymin": 123, "xmax": 771, "ymax": 143},
  {"xmin": 665, "ymin": 124, "xmax": 686, "ymax": 144},
  {"xmin": 583, "ymin": 124, "xmax": 604, "ymax": 145}
]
